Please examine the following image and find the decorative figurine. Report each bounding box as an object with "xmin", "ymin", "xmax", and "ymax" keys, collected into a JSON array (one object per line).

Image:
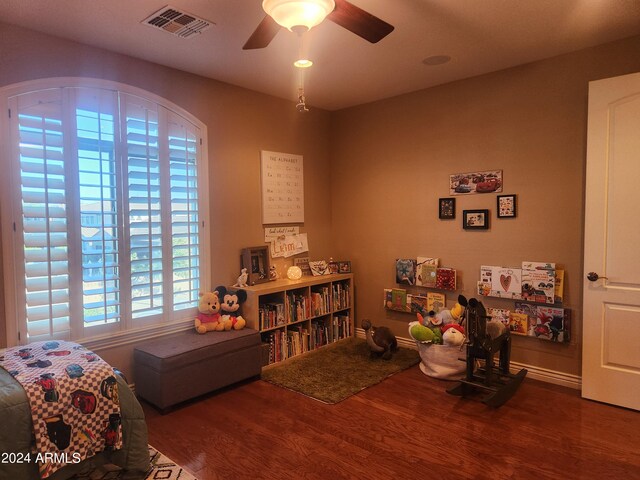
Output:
[
  {"xmin": 269, "ymin": 265, "xmax": 278, "ymax": 280},
  {"xmin": 234, "ymin": 268, "xmax": 248, "ymax": 288}
]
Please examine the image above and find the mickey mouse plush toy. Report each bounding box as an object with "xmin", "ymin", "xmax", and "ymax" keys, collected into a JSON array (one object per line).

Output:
[{"xmin": 216, "ymin": 285, "xmax": 247, "ymax": 330}]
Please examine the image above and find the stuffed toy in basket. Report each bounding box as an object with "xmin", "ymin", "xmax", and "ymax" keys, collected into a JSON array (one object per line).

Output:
[{"xmin": 408, "ymin": 321, "xmax": 466, "ymax": 380}]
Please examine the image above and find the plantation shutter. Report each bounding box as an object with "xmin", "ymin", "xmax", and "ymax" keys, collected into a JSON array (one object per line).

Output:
[
  {"xmin": 14, "ymin": 90, "xmax": 71, "ymax": 341},
  {"xmin": 167, "ymin": 112, "xmax": 201, "ymax": 311},
  {"xmin": 4, "ymin": 81, "xmax": 206, "ymax": 343},
  {"xmin": 74, "ymin": 88, "xmax": 122, "ymax": 329},
  {"xmin": 121, "ymin": 94, "xmax": 164, "ymax": 319}
]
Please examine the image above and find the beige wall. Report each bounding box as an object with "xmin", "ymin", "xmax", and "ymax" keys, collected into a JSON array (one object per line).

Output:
[
  {"xmin": 0, "ymin": 23, "xmax": 333, "ymax": 373},
  {"xmin": 329, "ymin": 35, "xmax": 640, "ymax": 376}
]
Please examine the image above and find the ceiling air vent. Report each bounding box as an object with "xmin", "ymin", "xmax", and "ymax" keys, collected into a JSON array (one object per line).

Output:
[{"xmin": 142, "ymin": 6, "xmax": 213, "ymax": 38}]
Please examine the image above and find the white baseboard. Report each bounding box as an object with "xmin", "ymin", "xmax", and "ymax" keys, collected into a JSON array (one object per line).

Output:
[{"xmin": 355, "ymin": 328, "xmax": 582, "ymax": 390}]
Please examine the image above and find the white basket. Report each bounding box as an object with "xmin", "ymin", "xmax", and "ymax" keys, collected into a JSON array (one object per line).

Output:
[{"xmin": 408, "ymin": 322, "xmax": 466, "ymax": 380}]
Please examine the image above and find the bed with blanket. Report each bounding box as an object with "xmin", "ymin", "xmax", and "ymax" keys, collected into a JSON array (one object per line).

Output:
[{"xmin": 0, "ymin": 343, "xmax": 149, "ymax": 480}]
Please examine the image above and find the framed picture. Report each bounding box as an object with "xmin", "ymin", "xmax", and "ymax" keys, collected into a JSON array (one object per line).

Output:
[
  {"xmin": 328, "ymin": 261, "xmax": 339, "ymax": 274},
  {"xmin": 439, "ymin": 198, "xmax": 456, "ymax": 219},
  {"xmin": 449, "ymin": 169, "xmax": 503, "ymax": 195},
  {"xmin": 338, "ymin": 261, "xmax": 352, "ymax": 273},
  {"xmin": 241, "ymin": 246, "xmax": 271, "ymax": 285},
  {"xmin": 309, "ymin": 260, "xmax": 330, "ymax": 276},
  {"xmin": 463, "ymin": 209, "xmax": 490, "ymax": 230},
  {"xmin": 497, "ymin": 194, "xmax": 517, "ymax": 218}
]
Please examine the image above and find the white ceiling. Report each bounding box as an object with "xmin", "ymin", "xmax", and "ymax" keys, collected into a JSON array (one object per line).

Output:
[{"xmin": 2, "ymin": 0, "xmax": 640, "ymax": 111}]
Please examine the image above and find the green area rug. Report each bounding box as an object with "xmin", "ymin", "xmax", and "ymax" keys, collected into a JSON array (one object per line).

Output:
[
  {"xmin": 73, "ymin": 445, "xmax": 196, "ymax": 479},
  {"xmin": 261, "ymin": 337, "xmax": 420, "ymax": 404}
]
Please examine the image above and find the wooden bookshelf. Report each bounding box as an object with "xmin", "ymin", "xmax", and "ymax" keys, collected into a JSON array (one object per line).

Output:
[{"xmin": 242, "ymin": 273, "xmax": 354, "ymax": 366}]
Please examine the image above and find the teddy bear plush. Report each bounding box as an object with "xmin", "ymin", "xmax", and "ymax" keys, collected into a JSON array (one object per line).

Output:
[
  {"xmin": 216, "ymin": 285, "xmax": 247, "ymax": 330},
  {"xmin": 195, "ymin": 290, "xmax": 226, "ymax": 334}
]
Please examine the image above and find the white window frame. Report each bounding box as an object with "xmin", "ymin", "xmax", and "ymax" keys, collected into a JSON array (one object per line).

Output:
[{"xmin": 0, "ymin": 78, "xmax": 210, "ymax": 347}]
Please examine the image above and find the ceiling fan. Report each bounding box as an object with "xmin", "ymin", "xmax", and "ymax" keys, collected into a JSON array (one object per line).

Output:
[{"xmin": 243, "ymin": 0, "xmax": 394, "ymax": 50}]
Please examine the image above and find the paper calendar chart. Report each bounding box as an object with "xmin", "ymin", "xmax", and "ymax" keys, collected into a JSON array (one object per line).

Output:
[{"xmin": 261, "ymin": 150, "xmax": 304, "ymax": 224}]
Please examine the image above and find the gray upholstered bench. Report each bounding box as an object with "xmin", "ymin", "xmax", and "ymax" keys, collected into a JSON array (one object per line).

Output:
[{"xmin": 133, "ymin": 329, "xmax": 261, "ymax": 412}]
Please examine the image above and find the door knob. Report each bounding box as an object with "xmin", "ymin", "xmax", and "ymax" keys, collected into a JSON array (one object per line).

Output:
[{"xmin": 587, "ymin": 272, "xmax": 608, "ymax": 282}]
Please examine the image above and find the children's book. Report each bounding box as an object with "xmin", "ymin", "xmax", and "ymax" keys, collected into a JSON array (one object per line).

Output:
[
  {"xmin": 436, "ymin": 268, "xmax": 456, "ymax": 290},
  {"xmin": 427, "ymin": 292, "xmax": 446, "ymax": 313},
  {"xmin": 554, "ymin": 269, "xmax": 565, "ymax": 304},
  {"xmin": 508, "ymin": 312, "xmax": 528, "ymax": 335},
  {"xmin": 521, "ymin": 261, "xmax": 555, "ymax": 304},
  {"xmin": 415, "ymin": 257, "xmax": 439, "ymax": 287},
  {"xmin": 533, "ymin": 306, "xmax": 566, "ymax": 342},
  {"xmin": 383, "ymin": 289, "xmax": 392, "ymax": 308},
  {"xmin": 488, "ymin": 307, "xmax": 510, "ymax": 326},
  {"xmin": 409, "ymin": 294, "xmax": 428, "ymax": 315},
  {"xmin": 490, "ymin": 267, "xmax": 523, "ymax": 299},
  {"xmin": 477, "ymin": 281, "xmax": 491, "ymax": 296},
  {"xmin": 396, "ymin": 259, "xmax": 416, "ymax": 285},
  {"xmin": 390, "ymin": 288, "xmax": 409, "ymax": 312},
  {"xmin": 514, "ymin": 302, "xmax": 538, "ymax": 335}
]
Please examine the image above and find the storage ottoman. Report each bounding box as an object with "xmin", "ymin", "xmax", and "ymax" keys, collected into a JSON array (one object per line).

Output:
[{"xmin": 134, "ymin": 329, "xmax": 261, "ymax": 412}]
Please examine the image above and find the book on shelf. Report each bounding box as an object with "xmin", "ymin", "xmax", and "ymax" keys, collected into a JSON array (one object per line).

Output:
[
  {"xmin": 332, "ymin": 282, "xmax": 351, "ymax": 310},
  {"xmin": 480, "ymin": 265, "xmax": 523, "ymax": 299},
  {"xmin": 286, "ymin": 292, "xmax": 310, "ymax": 323},
  {"xmin": 408, "ymin": 294, "xmax": 428, "ymax": 315},
  {"xmin": 488, "ymin": 307, "xmax": 511, "ymax": 326},
  {"xmin": 310, "ymin": 286, "xmax": 330, "ymax": 317},
  {"xmin": 514, "ymin": 302, "xmax": 569, "ymax": 343},
  {"xmin": 415, "ymin": 257, "xmax": 438, "ymax": 287},
  {"xmin": 259, "ymin": 302, "xmax": 285, "ymax": 329},
  {"xmin": 396, "ymin": 258, "xmax": 417, "ymax": 285},
  {"xmin": 435, "ymin": 268, "xmax": 457, "ymax": 290},
  {"xmin": 508, "ymin": 312, "xmax": 528, "ymax": 335},
  {"xmin": 521, "ymin": 261, "xmax": 555, "ymax": 304},
  {"xmin": 391, "ymin": 288, "xmax": 408, "ymax": 310},
  {"xmin": 311, "ymin": 319, "xmax": 329, "ymax": 349},
  {"xmin": 427, "ymin": 292, "xmax": 445, "ymax": 313},
  {"xmin": 532, "ymin": 306, "xmax": 568, "ymax": 342},
  {"xmin": 554, "ymin": 269, "xmax": 565, "ymax": 304}
]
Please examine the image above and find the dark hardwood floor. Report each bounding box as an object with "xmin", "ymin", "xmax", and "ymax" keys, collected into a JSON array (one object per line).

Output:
[{"xmin": 142, "ymin": 365, "xmax": 640, "ymax": 480}]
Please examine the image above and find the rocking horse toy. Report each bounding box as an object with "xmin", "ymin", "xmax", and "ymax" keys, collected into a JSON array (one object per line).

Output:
[{"xmin": 447, "ymin": 297, "xmax": 527, "ymax": 407}]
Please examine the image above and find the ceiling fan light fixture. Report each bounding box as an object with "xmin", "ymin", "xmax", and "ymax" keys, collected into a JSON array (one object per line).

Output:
[{"xmin": 262, "ymin": 0, "xmax": 335, "ymax": 32}]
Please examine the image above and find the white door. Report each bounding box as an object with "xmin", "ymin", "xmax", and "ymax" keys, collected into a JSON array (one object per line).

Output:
[{"xmin": 582, "ymin": 72, "xmax": 640, "ymax": 411}]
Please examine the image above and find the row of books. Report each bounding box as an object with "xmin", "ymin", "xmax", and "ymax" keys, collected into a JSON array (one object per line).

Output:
[
  {"xmin": 478, "ymin": 262, "xmax": 563, "ymax": 305},
  {"xmin": 332, "ymin": 282, "xmax": 351, "ymax": 311},
  {"xmin": 286, "ymin": 292, "xmax": 311, "ymax": 323},
  {"xmin": 396, "ymin": 257, "xmax": 457, "ymax": 290},
  {"xmin": 488, "ymin": 304, "xmax": 570, "ymax": 343},
  {"xmin": 261, "ymin": 315, "xmax": 352, "ymax": 365},
  {"xmin": 383, "ymin": 289, "xmax": 446, "ymax": 315},
  {"xmin": 262, "ymin": 286, "xmax": 350, "ymax": 328},
  {"xmin": 310, "ymin": 287, "xmax": 331, "ymax": 317},
  {"xmin": 258, "ymin": 302, "xmax": 286, "ymax": 329}
]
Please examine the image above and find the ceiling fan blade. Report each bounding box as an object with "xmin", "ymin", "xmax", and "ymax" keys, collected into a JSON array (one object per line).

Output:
[
  {"xmin": 327, "ymin": 0, "xmax": 394, "ymax": 43},
  {"xmin": 243, "ymin": 15, "xmax": 281, "ymax": 50}
]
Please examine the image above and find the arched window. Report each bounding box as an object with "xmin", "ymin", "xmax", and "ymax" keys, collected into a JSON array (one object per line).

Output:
[{"xmin": 1, "ymin": 79, "xmax": 210, "ymax": 344}]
